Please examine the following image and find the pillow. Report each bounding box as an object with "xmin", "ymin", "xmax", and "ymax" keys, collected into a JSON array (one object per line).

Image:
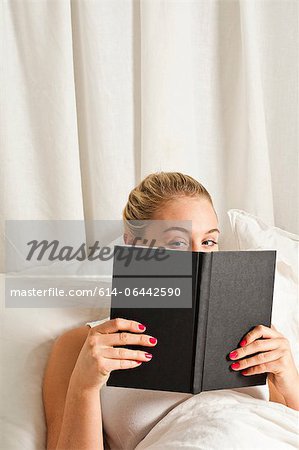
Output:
[
  {"xmin": 227, "ymin": 209, "xmax": 299, "ymax": 372},
  {"xmin": 0, "ymin": 234, "xmax": 126, "ymax": 449},
  {"xmin": 0, "ymin": 272, "xmax": 110, "ymax": 449},
  {"xmin": 227, "ymin": 209, "xmax": 298, "ymax": 278}
]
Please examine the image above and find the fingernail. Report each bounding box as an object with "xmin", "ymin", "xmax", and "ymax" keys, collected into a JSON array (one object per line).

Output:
[
  {"xmin": 229, "ymin": 351, "xmax": 238, "ymax": 359},
  {"xmin": 240, "ymin": 339, "xmax": 247, "ymax": 347},
  {"xmin": 138, "ymin": 324, "xmax": 146, "ymax": 331},
  {"xmin": 149, "ymin": 337, "xmax": 157, "ymax": 344},
  {"xmin": 145, "ymin": 353, "xmax": 152, "ymax": 359},
  {"xmin": 242, "ymin": 370, "xmax": 248, "ymax": 375},
  {"xmin": 231, "ymin": 362, "xmax": 240, "ymax": 369},
  {"xmin": 135, "ymin": 361, "xmax": 142, "ymax": 365}
]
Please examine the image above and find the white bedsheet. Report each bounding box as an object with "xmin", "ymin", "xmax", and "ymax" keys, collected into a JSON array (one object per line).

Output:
[{"xmin": 136, "ymin": 390, "xmax": 299, "ymax": 449}]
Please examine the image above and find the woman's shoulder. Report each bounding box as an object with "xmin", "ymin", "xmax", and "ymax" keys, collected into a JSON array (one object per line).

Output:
[{"xmin": 53, "ymin": 325, "xmax": 89, "ymax": 355}]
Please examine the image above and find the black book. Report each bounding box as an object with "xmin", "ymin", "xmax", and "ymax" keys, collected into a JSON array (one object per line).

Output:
[{"xmin": 107, "ymin": 245, "xmax": 276, "ymax": 394}]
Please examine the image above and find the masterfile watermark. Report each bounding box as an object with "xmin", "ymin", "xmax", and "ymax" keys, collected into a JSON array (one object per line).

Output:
[
  {"xmin": 5, "ymin": 219, "xmax": 193, "ymax": 308},
  {"xmin": 26, "ymin": 237, "xmax": 169, "ymax": 266}
]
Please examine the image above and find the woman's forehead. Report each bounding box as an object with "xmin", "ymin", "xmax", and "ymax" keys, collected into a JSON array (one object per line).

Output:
[
  {"xmin": 152, "ymin": 198, "xmax": 218, "ymax": 230},
  {"xmin": 145, "ymin": 221, "xmax": 220, "ymax": 238}
]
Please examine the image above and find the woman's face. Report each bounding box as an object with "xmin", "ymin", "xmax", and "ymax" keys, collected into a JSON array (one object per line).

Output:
[{"xmin": 124, "ymin": 196, "xmax": 220, "ymax": 252}]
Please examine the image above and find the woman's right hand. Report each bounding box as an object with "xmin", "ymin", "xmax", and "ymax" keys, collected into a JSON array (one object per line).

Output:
[{"xmin": 69, "ymin": 318, "xmax": 157, "ymax": 392}]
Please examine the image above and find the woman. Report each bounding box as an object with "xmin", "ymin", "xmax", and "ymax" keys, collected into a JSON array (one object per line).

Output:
[{"xmin": 43, "ymin": 172, "xmax": 299, "ymax": 450}]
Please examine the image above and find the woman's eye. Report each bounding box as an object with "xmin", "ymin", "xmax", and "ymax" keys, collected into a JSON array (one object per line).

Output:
[
  {"xmin": 168, "ymin": 241, "xmax": 189, "ymax": 248},
  {"xmin": 202, "ymin": 240, "xmax": 218, "ymax": 247}
]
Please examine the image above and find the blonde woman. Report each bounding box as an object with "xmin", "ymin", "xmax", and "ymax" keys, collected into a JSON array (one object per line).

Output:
[{"xmin": 43, "ymin": 172, "xmax": 299, "ymax": 450}]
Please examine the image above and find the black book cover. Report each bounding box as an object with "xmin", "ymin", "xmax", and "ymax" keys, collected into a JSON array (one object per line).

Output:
[{"xmin": 107, "ymin": 245, "xmax": 276, "ymax": 394}]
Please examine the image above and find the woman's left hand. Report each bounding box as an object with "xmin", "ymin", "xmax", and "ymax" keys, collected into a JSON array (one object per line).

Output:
[{"xmin": 228, "ymin": 324, "xmax": 299, "ymax": 410}]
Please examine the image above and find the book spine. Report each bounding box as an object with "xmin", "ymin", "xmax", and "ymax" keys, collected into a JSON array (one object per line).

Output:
[
  {"xmin": 192, "ymin": 252, "xmax": 213, "ymax": 394},
  {"xmin": 268, "ymin": 251, "xmax": 277, "ymax": 326}
]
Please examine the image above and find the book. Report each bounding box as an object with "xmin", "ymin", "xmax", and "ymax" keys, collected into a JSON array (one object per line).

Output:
[{"xmin": 107, "ymin": 245, "xmax": 276, "ymax": 394}]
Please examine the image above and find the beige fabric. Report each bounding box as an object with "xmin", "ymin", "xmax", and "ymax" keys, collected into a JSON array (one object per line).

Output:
[{"xmin": 2, "ymin": 0, "xmax": 298, "ymax": 272}]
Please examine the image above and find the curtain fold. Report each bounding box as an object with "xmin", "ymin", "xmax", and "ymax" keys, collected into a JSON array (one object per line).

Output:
[
  {"xmin": 238, "ymin": 0, "xmax": 274, "ymax": 223},
  {"xmin": 2, "ymin": 0, "xmax": 298, "ymax": 270}
]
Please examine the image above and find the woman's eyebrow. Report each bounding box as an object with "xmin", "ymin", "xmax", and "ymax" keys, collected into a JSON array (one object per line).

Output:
[
  {"xmin": 205, "ymin": 228, "xmax": 220, "ymax": 234},
  {"xmin": 163, "ymin": 227, "xmax": 220, "ymax": 235},
  {"xmin": 163, "ymin": 227, "xmax": 190, "ymax": 234}
]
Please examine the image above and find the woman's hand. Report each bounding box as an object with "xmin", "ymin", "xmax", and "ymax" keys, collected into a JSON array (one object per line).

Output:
[
  {"xmin": 228, "ymin": 324, "xmax": 299, "ymax": 410},
  {"xmin": 69, "ymin": 318, "xmax": 157, "ymax": 392}
]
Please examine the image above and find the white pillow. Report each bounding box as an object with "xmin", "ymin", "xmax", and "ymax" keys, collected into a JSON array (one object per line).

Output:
[
  {"xmin": 0, "ymin": 235, "xmax": 125, "ymax": 449},
  {"xmin": 0, "ymin": 272, "xmax": 110, "ymax": 449},
  {"xmin": 227, "ymin": 209, "xmax": 299, "ymax": 372}
]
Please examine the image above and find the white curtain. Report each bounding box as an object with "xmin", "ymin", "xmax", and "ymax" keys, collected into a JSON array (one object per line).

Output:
[{"xmin": 2, "ymin": 0, "xmax": 298, "ymax": 267}]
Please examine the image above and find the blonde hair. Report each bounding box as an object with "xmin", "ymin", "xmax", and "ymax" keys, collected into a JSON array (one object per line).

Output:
[{"xmin": 123, "ymin": 171, "xmax": 216, "ymax": 237}]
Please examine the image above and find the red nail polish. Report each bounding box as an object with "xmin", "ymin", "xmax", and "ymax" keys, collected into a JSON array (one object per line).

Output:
[
  {"xmin": 149, "ymin": 337, "xmax": 157, "ymax": 344},
  {"xmin": 242, "ymin": 370, "xmax": 248, "ymax": 375},
  {"xmin": 240, "ymin": 339, "xmax": 247, "ymax": 347},
  {"xmin": 138, "ymin": 324, "xmax": 146, "ymax": 331},
  {"xmin": 145, "ymin": 353, "xmax": 152, "ymax": 359},
  {"xmin": 229, "ymin": 351, "xmax": 238, "ymax": 359},
  {"xmin": 135, "ymin": 361, "xmax": 142, "ymax": 365},
  {"xmin": 231, "ymin": 362, "xmax": 240, "ymax": 369}
]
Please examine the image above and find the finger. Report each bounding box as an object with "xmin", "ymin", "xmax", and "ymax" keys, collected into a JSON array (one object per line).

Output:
[
  {"xmin": 230, "ymin": 349, "xmax": 283, "ymax": 372},
  {"xmin": 104, "ymin": 358, "xmax": 144, "ymax": 373},
  {"xmin": 101, "ymin": 347, "xmax": 153, "ymax": 362},
  {"xmin": 101, "ymin": 331, "xmax": 158, "ymax": 348},
  {"xmin": 241, "ymin": 358, "xmax": 283, "ymax": 376},
  {"xmin": 229, "ymin": 337, "xmax": 287, "ymax": 360},
  {"xmin": 91, "ymin": 317, "xmax": 147, "ymax": 334},
  {"xmin": 239, "ymin": 324, "xmax": 281, "ymax": 347}
]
